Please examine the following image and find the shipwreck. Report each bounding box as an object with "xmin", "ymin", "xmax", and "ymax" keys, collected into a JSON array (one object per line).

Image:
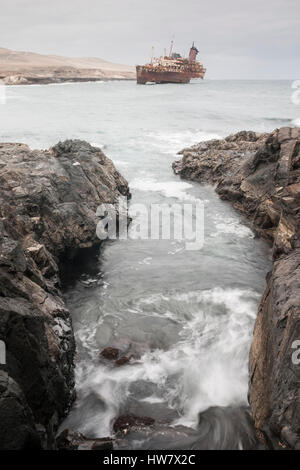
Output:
[{"xmin": 136, "ymin": 41, "xmax": 206, "ymax": 85}]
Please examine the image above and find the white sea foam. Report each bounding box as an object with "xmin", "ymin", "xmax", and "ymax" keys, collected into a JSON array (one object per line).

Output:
[
  {"xmin": 148, "ymin": 130, "xmax": 222, "ymax": 155},
  {"xmin": 167, "ymin": 243, "xmax": 184, "ymax": 255},
  {"xmin": 139, "ymin": 287, "xmax": 259, "ymax": 428},
  {"xmin": 138, "ymin": 257, "xmax": 152, "ymax": 265},
  {"xmin": 130, "ymin": 177, "xmax": 194, "ymax": 200},
  {"xmin": 90, "ymin": 142, "xmax": 105, "ymax": 149},
  {"xmin": 112, "ymin": 159, "xmax": 130, "ymax": 167},
  {"xmin": 65, "ymin": 287, "xmax": 259, "ymax": 436},
  {"xmin": 292, "ymin": 118, "xmax": 300, "ymax": 127},
  {"xmin": 212, "ymin": 217, "xmax": 254, "ymax": 239},
  {"xmin": 140, "ymin": 395, "xmax": 165, "ymax": 404}
]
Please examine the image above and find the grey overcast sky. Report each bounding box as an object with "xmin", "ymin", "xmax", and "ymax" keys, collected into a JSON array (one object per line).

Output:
[{"xmin": 0, "ymin": 0, "xmax": 299, "ymax": 79}]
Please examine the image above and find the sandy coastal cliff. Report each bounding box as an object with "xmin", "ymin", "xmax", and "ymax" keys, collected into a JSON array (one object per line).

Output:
[
  {"xmin": 0, "ymin": 140, "xmax": 130, "ymax": 449},
  {"xmin": 173, "ymin": 127, "xmax": 300, "ymax": 449},
  {"xmin": 0, "ymin": 47, "xmax": 135, "ymax": 84}
]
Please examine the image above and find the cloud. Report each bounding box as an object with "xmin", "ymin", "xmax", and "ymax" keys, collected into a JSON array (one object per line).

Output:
[{"xmin": 0, "ymin": 0, "xmax": 299, "ymax": 78}]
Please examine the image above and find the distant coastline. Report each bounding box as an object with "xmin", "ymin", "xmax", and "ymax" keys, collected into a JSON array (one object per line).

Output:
[{"xmin": 0, "ymin": 47, "xmax": 135, "ymax": 85}]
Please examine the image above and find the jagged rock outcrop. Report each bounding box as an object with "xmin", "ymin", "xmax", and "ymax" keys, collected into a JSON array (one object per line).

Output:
[
  {"xmin": 0, "ymin": 140, "xmax": 129, "ymax": 449},
  {"xmin": 173, "ymin": 127, "xmax": 300, "ymax": 449}
]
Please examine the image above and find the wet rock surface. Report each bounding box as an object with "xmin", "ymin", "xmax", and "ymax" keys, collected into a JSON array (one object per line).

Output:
[
  {"xmin": 100, "ymin": 345, "xmax": 136, "ymax": 367},
  {"xmin": 99, "ymin": 339, "xmax": 144, "ymax": 367},
  {"xmin": 115, "ymin": 355, "xmax": 134, "ymax": 367},
  {"xmin": 100, "ymin": 347, "xmax": 120, "ymax": 360},
  {"xmin": 115, "ymin": 407, "xmax": 260, "ymax": 450},
  {"xmin": 173, "ymin": 127, "xmax": 300, "ymax": 449},
  {"xmin": 0, "ymin": 140, "xmax": 129, "ymax": 449},
  {"xmin": 0, "ymin": 370, "xmax": 41, "ymax": 449},
  {"xmin": 56, "ymin": 429, "xmax": 113, "ymax": 450},
  {"xmin": 113, "ymin": 414, "xmax": 155, "ymax": 434}
]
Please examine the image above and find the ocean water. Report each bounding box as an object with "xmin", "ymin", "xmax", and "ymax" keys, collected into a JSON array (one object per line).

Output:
[{"xmin": 1, "ymin": 80, "xmax": 298, "ymax": 449}]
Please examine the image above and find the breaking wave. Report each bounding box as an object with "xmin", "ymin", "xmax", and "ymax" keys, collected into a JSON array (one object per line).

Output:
[{"xmin": 62, "ymin": 287, "xmax": 259, "ymax": 437}]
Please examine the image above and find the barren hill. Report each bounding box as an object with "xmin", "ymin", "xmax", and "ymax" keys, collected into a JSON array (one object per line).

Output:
[{"xmin": 0, "ymin": 47, "xmax": 135, "ymax": 84}]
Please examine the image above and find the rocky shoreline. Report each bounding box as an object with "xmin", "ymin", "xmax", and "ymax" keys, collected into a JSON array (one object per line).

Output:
[
  {"xmin": 0, "ymin": 140, "xmax": 129, "ymax": 449},
  {"xmin": 173, "ymin": 127, "xmax": 300, "ymax": 449},
  {"xmin": 2, "ymin": 73, "xmax": 135, "ymax": 86},
  {"xmin": 1, "ymin": 128, "xmax": 299, "ymax": 450}
]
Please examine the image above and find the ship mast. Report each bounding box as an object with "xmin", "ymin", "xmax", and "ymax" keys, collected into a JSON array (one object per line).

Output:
[{"xmin": 150, "ymin": 46, "xmax": 154, "ymax": 64}]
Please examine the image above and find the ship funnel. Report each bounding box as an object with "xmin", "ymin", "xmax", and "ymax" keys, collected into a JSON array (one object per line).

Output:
[{"xmin": 189, "ymin": 43, "xmax": 199, "ymax": 61}]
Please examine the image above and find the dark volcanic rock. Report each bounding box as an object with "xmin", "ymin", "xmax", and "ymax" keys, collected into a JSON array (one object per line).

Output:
[
  {"xmin": 113, "ymin": 414, "xmax": 155, "ymax": 434},
  {"xmin": 115, "ymin": 355, "xmax": 134, "ymax": 367},
  {"xmin": 0, "ymin": 140, "xmax": 129, "ymax": 449},
  {"xmin": 250, "ymin": 250, "xmax": 300, "ymax": 449},
  {"xmin": 100, "ymin": 339, "xmax": 144, "ymax": 366},
  {"xmin": 173, "ymin": 127, "xmax": 300, "ymax": 449},
  {"xmin": 100, "ymin": 347, "xmax": 120, "ymax": 360},
  {"xmin": 0, "ymin": 370, "xmax": 41, "ymax": 449},
  {"xmin": 100, "ymin": 347, "xmax": 134, "ymax": 366}
]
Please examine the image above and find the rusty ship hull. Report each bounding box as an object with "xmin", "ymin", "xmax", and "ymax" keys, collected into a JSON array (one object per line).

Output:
[{"xmin": 136, "ymin": 67, "xmax": 192, "ymax": 84}]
